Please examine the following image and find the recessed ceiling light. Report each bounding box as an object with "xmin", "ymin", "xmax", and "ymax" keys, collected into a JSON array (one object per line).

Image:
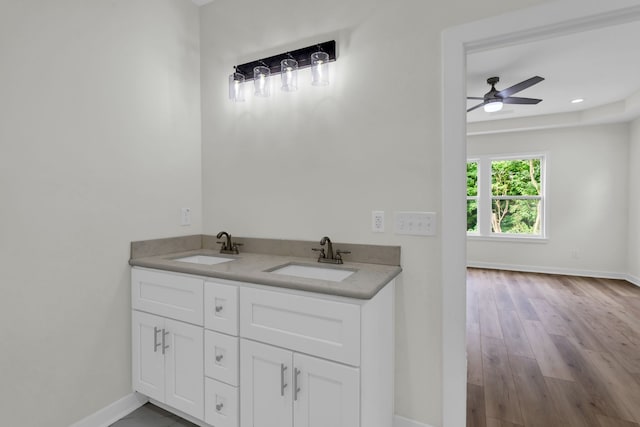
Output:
[{"xmin": 571, "ymin": 98, "xmax": 584, "ymax": 104}]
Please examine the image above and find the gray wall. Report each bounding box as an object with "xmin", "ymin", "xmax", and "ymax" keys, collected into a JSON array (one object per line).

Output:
[
  {"xmin": 198, "ymin": 0, "xmax": 551, "ymax": 425},
  {"xmin": 0, "ymin": 1, "xmax": 202, "ymax": 426},
  {"xmin": 467, "ymin": 123, "xmax": 630, "ymax": 277},
  {"xmin": 0, "ymin": 0, "xmax": 559, "ymax": 426}
]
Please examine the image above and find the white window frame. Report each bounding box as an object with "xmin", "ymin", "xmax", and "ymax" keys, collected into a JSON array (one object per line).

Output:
[
  {"xmin": 467, "ymin": 153, "xmax": 548, "ymax": 241},
  {"xmin": 466, "ymin": 159, "xmax": 480, "ymax": 235}
]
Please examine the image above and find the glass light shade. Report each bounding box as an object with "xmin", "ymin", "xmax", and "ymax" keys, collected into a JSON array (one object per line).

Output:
[
  {"xmin": 254, "ymin": 66, "xmax": 271, "ymax": 97},
  {"xmin": 484, "ymin": 100, "xmax": 503, "ymax": 113},
  {"xmin": 310, "ymin": 52, "xmax": 329, "ymax": 86},
  {"xmin": 228, "ymin": 72, "xmax": 245, "ymax": 102},
  {"xmin": 280, "ymin": 58, "xmax": 298, "ymax": 92}
]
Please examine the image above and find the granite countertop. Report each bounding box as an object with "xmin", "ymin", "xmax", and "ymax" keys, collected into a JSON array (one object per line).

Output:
[{"xmin": 129, "ymin": 243, "xmax": 402, "ymax": 300}]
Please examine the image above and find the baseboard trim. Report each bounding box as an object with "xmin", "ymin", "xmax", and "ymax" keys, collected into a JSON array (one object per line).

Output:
[
  {"xmin": 466, "ymin": 261, "xmax": 628, "ymax": 281},
  {"xmin": 394, "ymin": 415, "xmax": 434, "ymax": 427},
  {"xmin": 627, "ymin": 274, "xmax": 640, "ymax": 288},
  {"xmin": 70, "ymin": 392, "xmax": 148, "ymax": 427},
  {"xmin": 70, "ymin": 394, "xmax": 429, "ymax": 427}
]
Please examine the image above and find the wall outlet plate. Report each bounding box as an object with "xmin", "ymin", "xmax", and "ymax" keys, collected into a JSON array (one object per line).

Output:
[
  {"xmin": 372, "ymin": 211, "xmax": 385, "ymax": 233},
  {"xmin": 394, "ymin": 211, "xmax": 437, "ymax": 236},
  {"xmin": 181, "ymin": 207, "xmax": 191, "ymax": 226}
]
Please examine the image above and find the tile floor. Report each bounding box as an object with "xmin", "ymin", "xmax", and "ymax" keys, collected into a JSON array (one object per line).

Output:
[{"xmin": 109, "ymin": 403, "xmax": 197, "ymax": 427}]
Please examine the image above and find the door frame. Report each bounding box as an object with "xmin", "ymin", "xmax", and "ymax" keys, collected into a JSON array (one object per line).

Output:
[{"xmin": 440, "ymin": 1, "xmax": 640, "ymax": 425}]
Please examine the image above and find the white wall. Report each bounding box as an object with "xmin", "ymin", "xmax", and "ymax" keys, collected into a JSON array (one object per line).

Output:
[
  {"xmin": 0, "ymin": 1, "xmax": 202, "ymax": 426},
  {"xmin": 467, "ymin": 123, "xmax": 630, "ymax": 277},
  {"xmin": 199, "ymin": 0, "xmax": 550, "ymax": 425},
  {"xmin": 629, "ymin": 118, "xmax": 640, "ymax": 283}
]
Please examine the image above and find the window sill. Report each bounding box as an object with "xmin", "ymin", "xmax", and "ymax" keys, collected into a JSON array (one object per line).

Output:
[{"xmin": 467, "ymin": 234, "xmax": 549, "ymax": 244}]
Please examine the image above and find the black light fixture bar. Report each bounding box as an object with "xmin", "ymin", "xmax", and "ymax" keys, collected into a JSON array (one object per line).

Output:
[{"xmin": 234, "ymin": 40, "xmax": 336, "ymax": 81}]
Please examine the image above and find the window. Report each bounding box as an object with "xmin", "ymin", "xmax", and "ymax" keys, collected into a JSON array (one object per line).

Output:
[
  {"xmin": 467, "ymin": 161, "xmax": 478, "ymax": 233},
  {"xmin": 467, "ymin": 155, "xmax": 545, "ymax": 238}
]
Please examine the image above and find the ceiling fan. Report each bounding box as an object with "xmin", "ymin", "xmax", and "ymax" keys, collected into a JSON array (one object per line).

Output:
[{"xmin": 467, "ymin": 76, "xmax": 545, "ymax": 113}]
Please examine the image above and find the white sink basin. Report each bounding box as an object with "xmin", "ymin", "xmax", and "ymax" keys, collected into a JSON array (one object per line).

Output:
[
  {"xmin": 269, "ymin": 264, "xmax": 355, "ymax": 282},
  {"xmin": 173, "ymin": 255, "xmax": 235, "ymax": 265}
]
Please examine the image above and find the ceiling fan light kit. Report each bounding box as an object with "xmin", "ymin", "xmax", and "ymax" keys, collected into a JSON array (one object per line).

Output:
[
  {"xmin": 483, "ymin": 100, "xmax": 504, "ymax": 113},
  {"xmin": 467, "ymin": 75, "xmax": 545, "ymax": 113}
]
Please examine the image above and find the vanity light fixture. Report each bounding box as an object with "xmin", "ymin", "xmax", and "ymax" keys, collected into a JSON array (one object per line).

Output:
[{"xmin": 228, "ymin": 40, "xmax": 336, "ymax": 101}]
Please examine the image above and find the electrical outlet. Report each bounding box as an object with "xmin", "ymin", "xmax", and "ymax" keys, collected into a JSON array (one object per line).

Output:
[
  {"xmin": 372, "ymin": 211, "xmax": 385, "ymax": 233},
  {"xmin": 181, "ymin": 208, "xmax": 191, "ymax": 226},
  {"xmin": 395, "ymin": 211, "xmax": 437, "ymax": 236}
]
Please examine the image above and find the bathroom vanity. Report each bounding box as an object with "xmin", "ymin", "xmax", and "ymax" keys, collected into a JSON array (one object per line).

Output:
[{"xmin": 129, "ymin": 235, "xmax": 401, "ymax": 427}]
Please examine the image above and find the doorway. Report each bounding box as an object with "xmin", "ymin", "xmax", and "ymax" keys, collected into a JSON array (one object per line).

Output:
[{"xmin": 441, "ymin": 2, "xmax": 640, "ymax": 426}]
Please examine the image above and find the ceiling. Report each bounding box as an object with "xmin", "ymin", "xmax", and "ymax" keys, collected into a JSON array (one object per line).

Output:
[
  {"xmin": 466, "ymin": 19, "xmax": 640, "ymax": 124},
  {"xmin": 191, "ymin": 0, "xmax": 214, "ymax": 5}
]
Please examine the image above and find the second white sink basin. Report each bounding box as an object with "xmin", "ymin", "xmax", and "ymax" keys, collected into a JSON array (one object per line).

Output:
[
  {"xmin": 269, "ymin": 263, "xmax": 355, "ymax": 282},
  {"xmin": 173, "ymin": 255, "xmax": 235, "ymax": 265}
]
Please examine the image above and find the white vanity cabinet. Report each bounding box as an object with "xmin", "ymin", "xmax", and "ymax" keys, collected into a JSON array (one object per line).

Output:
[
  {"xmin": 240, "ymin": 339, "xmax": 359, "ymax": 427},
  {"xmin": 239, "ymin": 284, "xmax": 394, "ymax": 427},
  {"xmin": 132, "ymin": 311, "xmax": 204, "ymax": 418},
  {"xmin": 131, "ymin": 266, "xmax": 395, "ymax": 427},
  {"xmin": 132, "ymin": 269, "xmax": 205, "ymax": 420}
]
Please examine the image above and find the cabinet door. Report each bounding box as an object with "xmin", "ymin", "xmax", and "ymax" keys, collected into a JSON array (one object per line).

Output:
[
  {"xmin": 241, "ymin": 339, "xmax": 293, "ymax": 427},
  {"xmin": 132, "ymin": 311, "xmax": 165, "ymax": 402},
  {"xmin": 164, "ymin": 319, "xmax": 204, "ymax": 420},
  {"xmin": 293, "ymin": 353, "xmax": 360, "ymax": 427}
]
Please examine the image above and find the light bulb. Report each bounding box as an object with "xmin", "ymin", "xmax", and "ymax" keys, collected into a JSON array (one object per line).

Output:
[
  {"xmin": 484, "ymin": 101, "xmax": 503, "ymax": 113},
  {"xmin": 280, "ymin": 58, "xmax": 298, "ymax": 92},
  {"xmin": 254, "ymin": 66, "xmax": 270, "ymax": 97},
  {"xmin": 311, "ymin": 52, "xmax": 329, "ymax": 86},
  {"xmin": 228, "ymin": 72, "xmax": 245, "ymax": 102}
]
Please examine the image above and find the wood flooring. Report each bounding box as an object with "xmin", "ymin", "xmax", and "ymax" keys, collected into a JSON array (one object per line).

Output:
[{"xmin": 466, "ymin": 268, "xmax": 640, "ymax": 427}]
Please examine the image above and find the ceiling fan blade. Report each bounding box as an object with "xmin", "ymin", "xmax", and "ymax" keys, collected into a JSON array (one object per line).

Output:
[
  {"xmin": 502, "ymin": 97, "xmax": 542, "ymax": 105},
  {"xmin": 467, "ymin": 97, "xmax": 485, "ymax": 100},
  {"xmin": 467, "ymin": 102, "xmax": 487, "ymax": 112},
  {"xmin": 496, "ymin": 76, "xmax": 544, "ymax": 98}
]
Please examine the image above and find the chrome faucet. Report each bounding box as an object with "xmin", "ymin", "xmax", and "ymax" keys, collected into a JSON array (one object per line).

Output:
[
  {"xmin": 313, "ymin": 236, "xmax": 351, "ymax": 264},
  {"xmin": 216, "ymin": 231, "xmax": 242, "ymax": 255}
]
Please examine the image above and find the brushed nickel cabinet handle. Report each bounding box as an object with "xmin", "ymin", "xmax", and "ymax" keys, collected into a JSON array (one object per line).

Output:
[
  {"xmin": 216, "ymin": 403, "xmax": 223, "ymax": 412},
  {"xmin": 294, "ymin": 368, "xmax": 301, "ymax": 401},
  {"xmin": 280, "ymin": 364, "xmax": 288, "ymax": 396},
  {"xmin": 153, "ymin": 327, "xmax": 161, "ymax": 353},
  {"xmin": 162, "ymin": 329, "xmax": 169, "ymax": 355}
]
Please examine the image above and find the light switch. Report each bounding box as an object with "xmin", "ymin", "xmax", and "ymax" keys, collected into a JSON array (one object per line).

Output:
[{"xmin": 395, "ymin": 211, "xmax": 437, "ymax": 236}]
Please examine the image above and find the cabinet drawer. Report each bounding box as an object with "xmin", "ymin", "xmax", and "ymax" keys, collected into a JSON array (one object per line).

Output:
[
  {"xmin": 240, "ymin": 287, "xmax": 361, "ymax": 366},
  {"xmin": 205, "ymin": 330, "xmax": 239, "ymax": 386},
  {"xmin": 205, "ymin": 378, "xmax": 239, "ymax": 427},
  {"xmin": 205, "ymin": 281, "xmax": 239, "ymax": 335},
  {"xmin": 132, "ymin": 268, "xmax": 203, "ymax": 325}
]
